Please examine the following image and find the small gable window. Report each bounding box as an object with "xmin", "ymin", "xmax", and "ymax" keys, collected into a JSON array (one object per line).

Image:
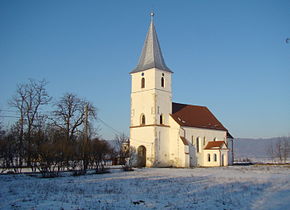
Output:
[
  {"xmin": 161, "ymin": 77, "xmax": 164, "ymax": 87},
  {"xmin": 214, "ymin": 154, "xmax": 217, "ymax": 162},
  {"xmin": 141, "ymin": 114, "xmax": 146, "ymax": 125},
  {"xmin": 141, "ymin": 78, "xmax": 145, "ymax": 88},
  {"xmin": 208, "ymin": 154, "xmax": 211, "ymax": 162}
]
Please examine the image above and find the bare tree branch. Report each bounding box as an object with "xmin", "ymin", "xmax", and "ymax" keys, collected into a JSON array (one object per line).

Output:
[
  {"xmin": 9, "ymin": 79, "xmax": 51, "ymax": 167},
  {"xmin": 52, "ymin": 93, "xmax": 97, "ymax": 142}
]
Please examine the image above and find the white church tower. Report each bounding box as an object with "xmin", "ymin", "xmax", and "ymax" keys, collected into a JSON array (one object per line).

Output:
[{"xmin": 130, "ymin": 13, "xmax": 173, "ymax": 167}]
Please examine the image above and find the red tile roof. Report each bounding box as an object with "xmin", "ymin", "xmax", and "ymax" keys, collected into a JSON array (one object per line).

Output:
[
  {"xmin": 172, "ymin": 102, "xmax": 229, "ymax": 132},
  {"xmin": 204, "ymin": 141, "xmax": 227, "ymax": 149}
]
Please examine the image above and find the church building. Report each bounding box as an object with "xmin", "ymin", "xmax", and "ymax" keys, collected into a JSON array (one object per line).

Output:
[{"xmin": 130, "ymin": 13, "xmax": 233, "ymax": 167}]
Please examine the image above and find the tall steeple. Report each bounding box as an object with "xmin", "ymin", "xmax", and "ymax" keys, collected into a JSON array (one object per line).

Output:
[{"xmin": 131, "ymin": 12, "xmax": 172, "ymax": 73}]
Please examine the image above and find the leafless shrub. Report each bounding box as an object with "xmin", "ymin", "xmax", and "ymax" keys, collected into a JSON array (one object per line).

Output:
[
  {"xmin": 113, "ymin": 134, "xmax": 136, "ymax": 171},
  {"xmin": 90, "ymin": 138, "xmax": 112, "ymax": 173},
  {"xmin": 268, "ymin": 137, "xmax": 290, "ymax": 163}
]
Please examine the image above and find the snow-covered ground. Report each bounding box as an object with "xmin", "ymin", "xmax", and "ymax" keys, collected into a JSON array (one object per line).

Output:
[{"xmin": 0, "ymin": 165, "xmax": 290, "ymax": 209}]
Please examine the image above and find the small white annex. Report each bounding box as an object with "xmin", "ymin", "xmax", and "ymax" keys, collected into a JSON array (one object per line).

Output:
[{"xmin": 130, "ymin": 13, "xmax": 233, "ymax": 168}]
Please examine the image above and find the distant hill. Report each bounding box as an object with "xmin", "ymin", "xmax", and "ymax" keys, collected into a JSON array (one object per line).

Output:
[{"xmin": 234, "ymin": 137, "xmax": 290, "ymax": 162}]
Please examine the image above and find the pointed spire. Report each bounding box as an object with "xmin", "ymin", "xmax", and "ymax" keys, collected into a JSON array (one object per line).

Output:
[{"xmin": 131, "ymin": 13, "xmax": 172, "ymax": 73}]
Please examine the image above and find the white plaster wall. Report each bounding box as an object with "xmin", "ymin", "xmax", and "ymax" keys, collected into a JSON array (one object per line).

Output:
[
  {"xmin": 131, "ymin": 69, "xmax": 156, "ymax": 127},
  {"xmin": 168, "ymin": 116, "xmax": 188, "ymax": 167},
  {"xmin": 221, "ymin": 150, "xmax": 229, "ymax": 166},
  {"xmin": 131, "ymin": 69, "xmax": 157, "ymax": 92},
  {"xmin": 188, "ymin": 143, "xmax": 197, "ymax": 167},
  {"xmin": 153, "ymin": 68, "xmax": 172, "ymax": 93},
  {"xmin": 203, "ymin": 150, "xmax": 221, "ymax": 167},
  {"xmin": 130, "ymin": 92, "xmax": 155, "ymax": 126},
  {"xmin": 181, "ymin": 127, "xmax": 227, "ymax": 166},
  {"xmin": 130, "ymin": 126, "xmax": 173, "ymax": 167},
  {"xmin": 130, "ymin": 68, "xmax": 172, "ymax": 127},
  {"xmin": 130, "ymin": 126, "xmax": 156, "ymax": 167},
  {"xmin": 155, "ymin": 126, "xmax": 170, "ymax": 166},
  {"xmin": 131, "ymin": 68, "xmax": 172, "ymax": 93},
  {"xmin": 184, "ymin": 146, "xmax": 190, "ymax": 168},
  {"xmin": 155, "ymin": 90, "xmax": 172, "ymax": 125}
]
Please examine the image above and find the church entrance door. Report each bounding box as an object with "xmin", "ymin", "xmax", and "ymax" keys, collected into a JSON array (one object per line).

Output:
[{"xmin": 137, "ymin": 146, "xmax": 146, "ymax": 167}]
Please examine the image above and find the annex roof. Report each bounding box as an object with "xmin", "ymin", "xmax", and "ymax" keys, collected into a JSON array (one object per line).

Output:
[
  {"xmin": 131, "ymin": 13, "xmax": 172, "ymax": 74},
  {"xmin": 204, "ymin": 141, "xmax": 227, "ymax": 150},
  {"xmin": 171, "ymin": 102, "xmax": 228, "ymax": 132}
]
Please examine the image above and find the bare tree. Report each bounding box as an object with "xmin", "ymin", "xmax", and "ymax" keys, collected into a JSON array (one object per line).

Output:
[
  {"xmin": 114, "ymin": 133, "xmax": 130, "ymax": 166},
  {"xmin": 113, "ymin": 133, "xmax": 136, "ymax": 170},
  {"xmin": 276, "ymin": 140, "xmax": 284, "ymax": 162},
  {"xmin": 9, "ymin": 79, "xmax": 51, "ymax": 168},
  {"xmin": 267, "ymin": 142, "xmax": 276, "ymax": 163},
  {"xmin": 123, "ymin": 146, "xmax": 136, "ymax": 171},
  {"xmin": 0, "ymin": 112, "xmax": 4, "ymax": 138},
  {"xmin": 268, "ymin": 137, "xmax": 290, "ymax": 163},
  {"xmin": 52, "ymin": 93, "xmax": 96, "ymax": 142},
  {"xmin": 280, "ymin": 137, "xmax": 290, "ymax": 163},
  {"xmin": 52, "ymin": 93, "xmax": 97, "ymax": 174},
  {"xmin": 0, "ymin": 111, "xmax": 2, "ymax": 132}
]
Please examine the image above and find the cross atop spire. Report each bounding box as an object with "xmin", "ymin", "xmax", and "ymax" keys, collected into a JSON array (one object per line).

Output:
[
  {"xmin": 131, "ymin": 13, "xmax": 172, "ymax": 74},
  {"xmin": 150, "ymin": 11, "xmax": 154, "ymax": 21}
]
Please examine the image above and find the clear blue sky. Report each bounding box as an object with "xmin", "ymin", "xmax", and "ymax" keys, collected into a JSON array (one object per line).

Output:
[{"xmin": 0, "ymin": 0, "xmax": 289, "ymax": 139}]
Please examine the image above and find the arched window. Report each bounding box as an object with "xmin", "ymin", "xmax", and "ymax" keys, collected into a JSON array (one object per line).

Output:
[
  {"xmin": 141, "ymin": 78, "xmax": 145, "ymax": 88},
  {"xmin": 214, "ymin": 154, "xmax": 217, "ymax": 162},
  {"xmin": 160, "ymin": 114, "xmax": 163, "ymax": 124},
  {"xmin": 140, "ymin": 114, "xmax": 146, "ymax": 125},
  {"xmin": 196, "ymin": 137, "xmax": 200, "ymax": 153},
  {"xmin": 161, "ymin": 77, "xmax": 164, "ymax": 87},
  {"xmin": 208, "ymin": 154, "xmax": 211, "ymax": 162}
]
